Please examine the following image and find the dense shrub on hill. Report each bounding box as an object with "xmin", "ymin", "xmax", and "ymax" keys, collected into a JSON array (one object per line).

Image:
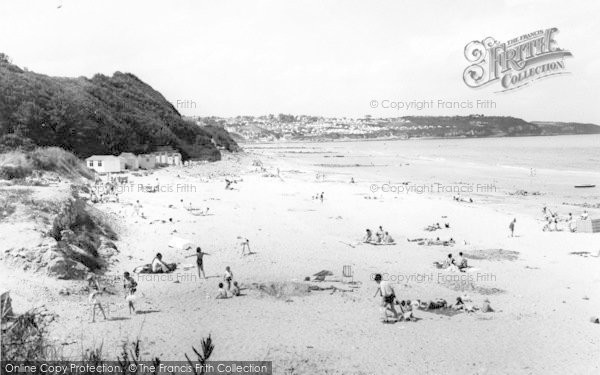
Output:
[{"xmin": 0, "ymin": 55, "xmax": 238, "ymax": 160}]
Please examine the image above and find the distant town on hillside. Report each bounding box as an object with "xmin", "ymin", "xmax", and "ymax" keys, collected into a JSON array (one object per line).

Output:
[{"xmin": 189, "ymin": 115, "xmax": 600, "ymax": 142}]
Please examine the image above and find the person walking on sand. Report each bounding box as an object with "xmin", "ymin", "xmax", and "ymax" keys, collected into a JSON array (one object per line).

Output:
[
  {"xmin": 509, "ymin": 218, "xmax": 516, "ymax": 237},
  {"xmin": 123, "ymin": 271, "xmax": 137, "ymax": 315},
  {"xmin": 320, "ymin": 192, "xmax": 324, "ymax": 203},
  {"xmin": 373, "ymin": 273, "xmax": 399, "ymax": 323},
  {"xmin": 186, "ymin": 247, "xmax": 210, "ymax": 279},
  {"xmin": 224, "ymin": 266, "xmax": 233, "ymax": 290},
  {"xmin": 87, "ymin": 277, "xmax": 107, "ymax": 323}
]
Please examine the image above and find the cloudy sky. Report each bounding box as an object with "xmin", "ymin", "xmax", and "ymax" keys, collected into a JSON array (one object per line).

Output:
[{"xmin": 1, "ymin": 0, "xmax": 599, "ymax": 123}]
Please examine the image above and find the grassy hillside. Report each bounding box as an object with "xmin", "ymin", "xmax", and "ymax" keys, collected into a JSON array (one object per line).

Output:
[{"xmin": 0, "ymin": 54, "xmax": 238, "ymax": 160}]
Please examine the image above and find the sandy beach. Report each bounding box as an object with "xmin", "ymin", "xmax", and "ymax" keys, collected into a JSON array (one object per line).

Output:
[{"xmin": 2, "ymin": 140, "xmax": 599, "ymax": 374}]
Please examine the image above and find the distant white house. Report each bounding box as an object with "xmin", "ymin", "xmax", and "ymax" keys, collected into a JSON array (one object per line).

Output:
[
  {"xmin": 119, "ymin": 153, "xmax": 139, "ymax": 170},
  {"xmin": 137, "ymin": 154, "xmax": 157, "ymax": 170},
  {"xmin": 85, "ymin": 155, "xmax": 125, "ymax": 174}
]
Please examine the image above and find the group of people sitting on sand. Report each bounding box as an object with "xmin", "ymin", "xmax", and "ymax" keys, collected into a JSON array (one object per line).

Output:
[
  {"xmin": 542, "ymin": 207, "xmax": 589, "ymax": 233},
  {"xmin": 424, "ymin": 222, "xmax": 450, "ymax": 231},
  {"xmin": 216, "ymin": 266, "xmax": 241, "ymax": 299},
  {"xmin": 363, "ymin": 226, "xmax": 395, "ymax": 244},
  {"xmin": 373, "ymin": 273, "xmax": 492, "ymax": 323},
  {"xmin": 433, "ymin": 252, "xmax": 468, "ymax": 271}
]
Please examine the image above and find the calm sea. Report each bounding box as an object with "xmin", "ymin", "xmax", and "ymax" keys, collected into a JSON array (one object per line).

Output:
[{"xmin": 247, "ymin": 134, "xmax": 600, "ymax": 203}]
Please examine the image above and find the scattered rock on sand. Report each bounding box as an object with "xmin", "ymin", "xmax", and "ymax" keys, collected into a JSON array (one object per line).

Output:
[{"xmin": 590, "ymin": 316, "xmax": 599, "ymax": 324}]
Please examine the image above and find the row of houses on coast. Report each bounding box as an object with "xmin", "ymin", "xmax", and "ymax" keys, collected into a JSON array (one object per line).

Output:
[{"xmin": 85, "ymin": 146, "xmax": 182, "ymax": 174}]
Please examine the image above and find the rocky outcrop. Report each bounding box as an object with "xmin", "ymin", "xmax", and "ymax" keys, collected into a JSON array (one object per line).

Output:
[{"xmin": 1, "ymin": 198, "xmax": 118, "ymax": 279}]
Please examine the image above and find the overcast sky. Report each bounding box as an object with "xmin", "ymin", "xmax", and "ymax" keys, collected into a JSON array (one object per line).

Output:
[{"xmin": 1, "ymin": 0, "xmax": 599, "ymax": 123}]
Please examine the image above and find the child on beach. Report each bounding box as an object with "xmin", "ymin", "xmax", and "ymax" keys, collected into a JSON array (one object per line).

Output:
[
  {"xmin": 224, "ymin": 266, "xmax": 233, "ymax": 290},
  {"xmin": 231, "ymin": 281, "xmax": 241, "ymax": 296},
  {"xmin": 123, "ymin": 271, "xmax": 137, "ymax": 315},
  {"xmin": 186, "ymin": 247, "xmax": 210, "ymax": 279},
  {"xmin": 88, "ymin": 283, "xmax": 107, "ymax": 323},
  {"xmin": 133, "ymin": 200, "xmax": 142, "ymax": 217},
  {"xmin": 509, "ymin": 218, "xmax": 516, "ymax": 237},
  {"xmin": 216, "ymin": 283, "xmax": 228, "ymax": 299}
]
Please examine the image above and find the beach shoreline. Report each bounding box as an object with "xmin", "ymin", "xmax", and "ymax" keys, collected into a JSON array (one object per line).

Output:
[{"xmin": 2, "ymin": 144, "xmax": 599, "ymax": 374}]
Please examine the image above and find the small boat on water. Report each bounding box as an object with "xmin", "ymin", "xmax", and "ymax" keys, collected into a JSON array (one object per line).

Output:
[{"xmin": 574, "ymin": 184, "xmax": 596, "ymax": 188}]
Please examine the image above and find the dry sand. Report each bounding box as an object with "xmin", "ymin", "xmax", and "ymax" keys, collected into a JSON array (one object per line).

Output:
[{"xmin": 2, "ymin": 151, "xmax": 599, "ymax": 374}]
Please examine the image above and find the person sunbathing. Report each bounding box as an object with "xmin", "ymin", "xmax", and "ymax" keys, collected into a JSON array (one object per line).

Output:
[
  {"xmin": 419, "ymin": 298, "xmax": 447, "ymax": 310},
  {"xmin": 151, "ymin": 253, "xmax": 170, "ymax": 273},
  {"xmin": 427, "ymin": 237, "xmax": 443, "ymax": 246}
]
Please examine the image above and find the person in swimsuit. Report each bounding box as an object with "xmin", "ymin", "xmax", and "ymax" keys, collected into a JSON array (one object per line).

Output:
[
  {"xmin": 186, "ymin": 247, "xmax": 210, "ymax": 279},
  {"xmin": 123, "ymin": 271, "xmax": 137, "ymax": 315},
  {"xmin": 88, "ymin": 278, "xmax": 107, "ymax": 323}
]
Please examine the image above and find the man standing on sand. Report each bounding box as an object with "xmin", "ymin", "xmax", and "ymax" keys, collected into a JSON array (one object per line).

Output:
[
  {"xmin": 373, "ymin": 274, "xmax": 399, "ymax": 323},
  {"xmin": 509, "ymin": 218, "xmax": 516, "ymax": 237}
]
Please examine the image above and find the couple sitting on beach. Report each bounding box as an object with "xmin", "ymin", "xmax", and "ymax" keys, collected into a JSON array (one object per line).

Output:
[
  {"xmin": 433, "ymin": 252, "xmax": 468, "ymax": 271},
  {"xmin": 216, "ymin": 266, "xmax": 241, "ymax": 299},
  {"xmin": 364, "ymin": 226, "xmax": 395, "ymax": 245}
]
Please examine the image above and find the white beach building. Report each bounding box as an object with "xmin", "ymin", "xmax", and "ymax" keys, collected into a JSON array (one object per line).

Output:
[{"xmin": 85, "ymin": 155, "xmax": 126, "ymax": 174}]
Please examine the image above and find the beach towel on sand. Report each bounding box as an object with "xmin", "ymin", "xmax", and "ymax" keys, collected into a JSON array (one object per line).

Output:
[
  {"xmin": 168, "ymin": 237, "xmax": 193, "ymax": 250},
  {"xmin": 133, "ymin": 263, "xmax": 177, "ymax": 274}
]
